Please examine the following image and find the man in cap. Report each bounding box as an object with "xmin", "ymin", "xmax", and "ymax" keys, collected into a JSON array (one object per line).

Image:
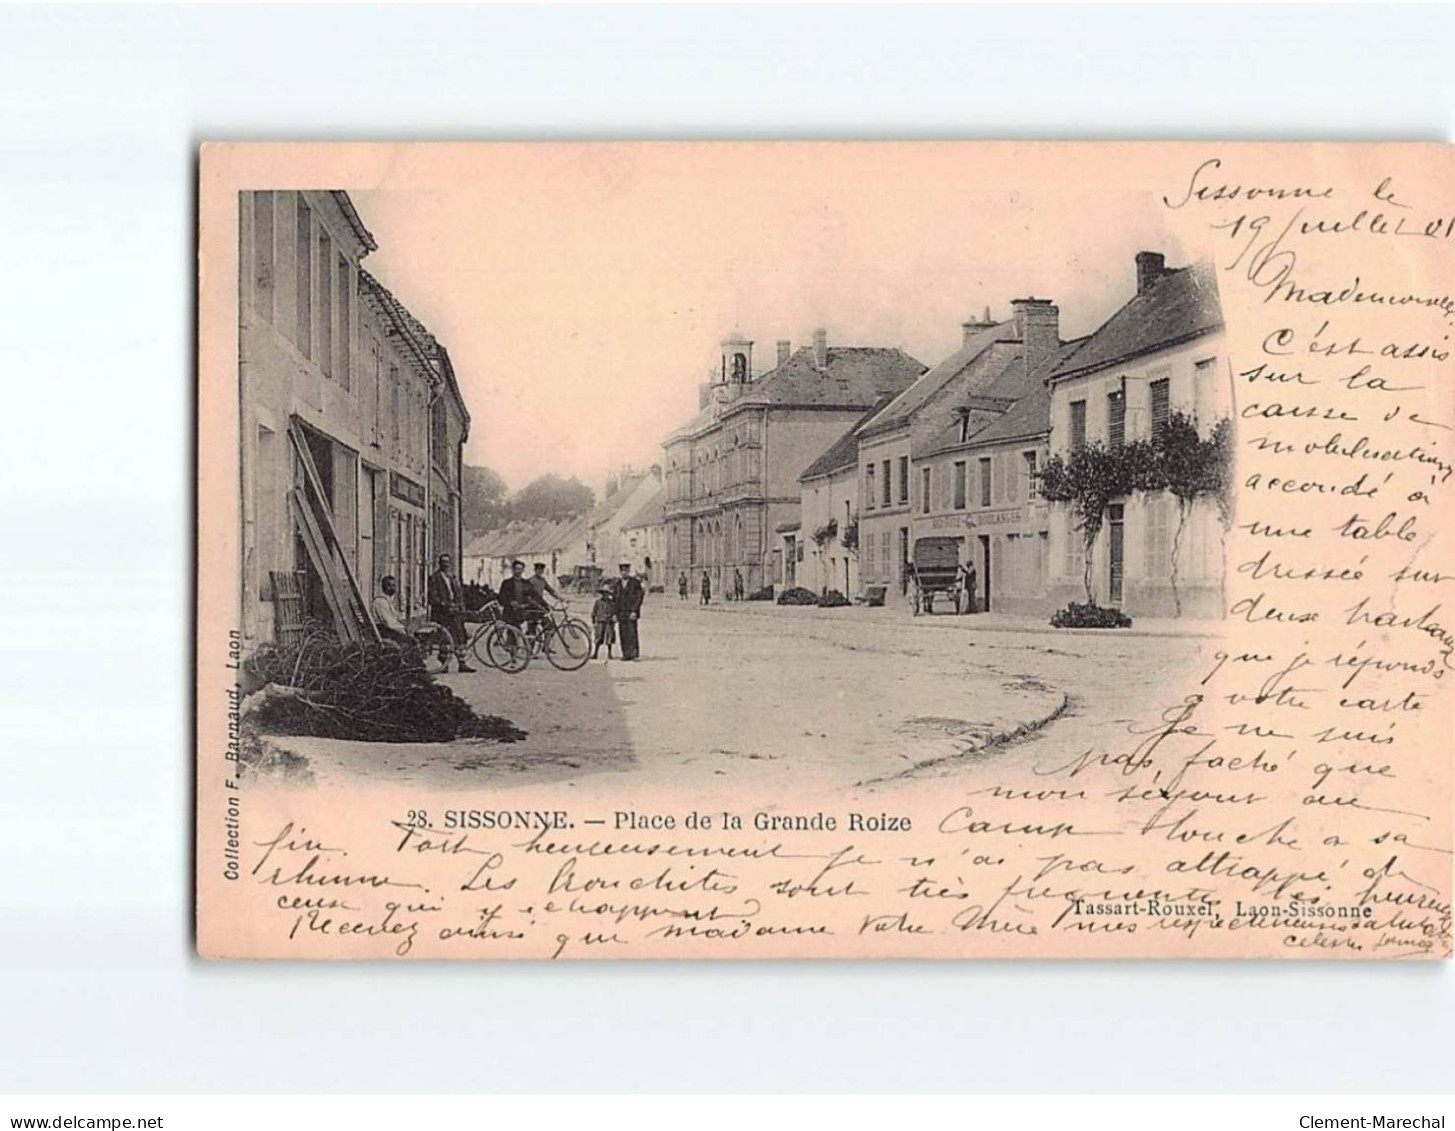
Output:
[{"xmin": 614, "ymin": 562, "xmax": 645, "ymax": 660}]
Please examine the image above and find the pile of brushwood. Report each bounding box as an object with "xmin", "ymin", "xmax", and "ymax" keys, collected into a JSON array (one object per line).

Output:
[
  {"xmin": 747, "ymin": 585, "xmax": 775, "ymax": 601},
  {"xmin": 818, "ymin": 589, "xmax": 850, "ymax": 608},
  {"xmin": 1049, "ymin": 601, "xmax": 1132, "ymax": 629},
  {"xmin": 776, "ymin": 586, "xmax": 819, "ymax": 606},
  {"xmin": 244, "ymin": 634, "xmax": 527, "ymax": 744}
]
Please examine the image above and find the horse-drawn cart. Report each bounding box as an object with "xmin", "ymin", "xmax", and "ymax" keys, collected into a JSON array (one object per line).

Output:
[{"xmin": 907, "ymin": 536, "xmax": 964, "ymax": 616}]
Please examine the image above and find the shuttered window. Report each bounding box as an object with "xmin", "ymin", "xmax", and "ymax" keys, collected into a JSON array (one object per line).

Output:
[
  {"xmin": 1150, "ymin": 378, "xmax": 1171, "ymax": 441},
  {"xmin": 979, "ymin": 458, "xmax": 992, "ymax": 507},
  {"xmin": 1070, "ymin": 399, "xmax": 1087, "ymax": 451},
  {"xmin": 953, "ymin": 461, "xmax": 967, "ymax": 510},
  {"xmin": 1143, "ymin": 492, "xmax": 1170, "ymax": 579},
  {"xmin": 1107, "ymin": 389, "xmax": 1125, "ymax": 447}
]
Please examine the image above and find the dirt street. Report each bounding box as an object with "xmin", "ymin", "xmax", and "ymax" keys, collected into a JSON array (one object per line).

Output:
[{"xmin": 280, "ymin": 596, "xmax": 1225, "ymax": 798}]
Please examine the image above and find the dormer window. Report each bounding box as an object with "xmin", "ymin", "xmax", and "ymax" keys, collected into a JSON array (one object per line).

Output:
[{"xmin": 957, "ymin": 408, "xmax": 972, "ymax": 444}]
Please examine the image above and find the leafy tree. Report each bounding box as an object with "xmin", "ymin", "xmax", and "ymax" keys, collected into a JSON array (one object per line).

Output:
[
  {"xmin": 507, "ymin": 474, "xmax": 595, "ymax": 522},
  {"xmin": 460, "ymin": 464, "xmax": 509, "ymax": 531},
  {"xmin": 1039, "ymin": 412, "xmax": 1233, "ymax": 615}
]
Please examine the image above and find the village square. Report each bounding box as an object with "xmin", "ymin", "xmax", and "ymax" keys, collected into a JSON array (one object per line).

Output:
[{"xmin": 233, "ymin": 187, "xmax": 1231, "ymax": 789}]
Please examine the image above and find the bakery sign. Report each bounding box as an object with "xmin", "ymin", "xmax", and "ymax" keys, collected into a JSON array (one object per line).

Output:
[{"xmin": 929, "ymin": 507, "xmax": 1027, "ymax": 530}]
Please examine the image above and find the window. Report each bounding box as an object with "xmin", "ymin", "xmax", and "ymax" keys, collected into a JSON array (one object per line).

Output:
[
  {"xmin": 294, "ymin": 196, "xmax": 312, "ymax": 358},
  {"xmin": 337, "ymin": 253, "xmax": 351, "ymax": 391},
  {"xmin": 921, "ymin": 466, "xmax": 932, "ymax": 514},
  {"xmin": 370, "ymin": 339, "xmax": 383, "ymax": 444},
  {"xmin": 1069, "ymin": 399, "xmax": 1086, "ymax": 451},
  {"xmin": 1107, "ymin": 389, "xmax": 1125, "ymax": 448},
  {"xmin": 389, "ymin": 367, "xmax": 400, "ymax": 452},
  {"xmin": 252, "ymin": 192, "xmax": 274, "ymax": 322},
  {"xmin": 958, "ymin": 409, "xmax": 972, "ymax": 444},
  {"xmin": 1150, "ymin": 378, "xmax": 1171, "ymax": 441},
  {"xmin": 898, "ymin": 456, "xmax": 909, "ymax": 505},
  {"xmin": 1024, "ymin": 451, "xmax": 1039, "ymax": 499},
  {"xmin": 1194, "ymin": 357, "xmax": 1217, "ymax": 421},
  {"xmin": 318, "ymin": 231, "xmax": 333, "ymax": 378},
  {"xmin": 979, "ymin": 457, "xmax": 992, "ymax": 507},
  {"xmin": 953, "ymin": 461, "xmax": 967, "ymax": 510},
  {"xmin": 881, "ymin": 460, "xmax": 891, "ymax": 507},
  {"xmin": 865, "ymin": 465, "xmax": 876, "ymax": 510},
  {"xmin": 431, "ymin": 399, "xmax": 448, "ymax": 467}
]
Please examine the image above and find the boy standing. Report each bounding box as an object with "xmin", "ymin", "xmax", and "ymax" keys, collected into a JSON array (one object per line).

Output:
[{"xmin": 591, "ymin": 584, "xmax": 617, "ymax": 660}]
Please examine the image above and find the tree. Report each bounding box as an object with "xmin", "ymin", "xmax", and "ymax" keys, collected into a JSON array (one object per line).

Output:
[
  {"xmin": 1155, "ymin": 413, "xmax": 1234, "ymax": 617},
  {"xmin": 507, "ymin": 474, "xmax": 595, "ymax": 522},
  {"xmin": 1039, "ymin": 412, "xmax": 1233, "ymax": 615},
  {"xmin": 460, "ymin": 464, "xmax": 509, "ymax": 531}
]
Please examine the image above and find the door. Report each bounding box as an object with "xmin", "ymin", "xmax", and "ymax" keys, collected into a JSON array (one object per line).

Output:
[
  {"xmin": 1108, "ymin": 504, "xmax": 1125, "ymax": 605},
  {"xmin": 898, "ymin": 527, "xmax": 910, "ymax": 594},
  {"xmin": 358, "ymin": 468, "xmax": 377, "ymax": 603}
]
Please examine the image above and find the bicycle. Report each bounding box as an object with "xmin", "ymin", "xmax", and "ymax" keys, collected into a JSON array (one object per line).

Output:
[
  {"xmin": 480, "ymin": 600, "xmax": 593, "ymax": 672},
  {"xmin": 467, "ymin": 600, "xmax": 531, "ymax": 674}
]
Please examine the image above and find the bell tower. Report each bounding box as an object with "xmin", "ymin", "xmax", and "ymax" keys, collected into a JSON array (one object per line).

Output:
[{"xmin": 720, "ymin": 332, "xmax": 753, "ymax": 385}]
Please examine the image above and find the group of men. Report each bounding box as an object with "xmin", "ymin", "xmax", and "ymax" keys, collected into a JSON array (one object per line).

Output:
[
  {"xmin": 676, "ymin": 567, "xmax": 744, "ymax": 604},
  {"xmin": 371, "ymin": 553, "xmax": 645, "ymax": 672}
]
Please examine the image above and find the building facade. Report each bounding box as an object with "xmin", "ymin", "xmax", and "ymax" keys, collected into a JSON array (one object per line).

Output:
[
  {"xmin": 237, "ymin": 189, "xmax": 470, "ymax": 647},
  {"xmin": 662, "ymin": 329, "xmax": 924, "ymax": 596},
  {"xmin": 1043, "ymin": 253, "xmax": 1227, "ymax": 618},
  {"xmin": 855, "ymin": 300, "xmax": 1062, "ymax": 608}
]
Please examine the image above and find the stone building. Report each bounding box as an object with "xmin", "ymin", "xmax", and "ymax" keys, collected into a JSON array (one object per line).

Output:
[
  {"xmin": 1043, "ymin": 252, "xmax": 1227, "ymax": 617},
  {"xmin": 587, "ymin": 466, "xmax": 663, "ymax": 573},
  {"xmin": 854, "ymin": 300, "xmax": 1064, "ymax": 608},
  {"xmin": 237, "ymin": 189, "xmax": 470, "ymax": 647},
  {"xmin": 662, "ymin": 330, "xmax": 924, "ymax": 596}
]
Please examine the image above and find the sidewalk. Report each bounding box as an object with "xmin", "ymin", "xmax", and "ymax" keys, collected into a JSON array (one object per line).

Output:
[{"xmin": 655, "ymin": 592, "xmax": 1225, "ymax": 640}]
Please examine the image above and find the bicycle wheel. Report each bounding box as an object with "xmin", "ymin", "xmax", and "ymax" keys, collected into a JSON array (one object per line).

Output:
[
  {"xmin": 543, "ymin": 620, "xmax": 592, "ymax": 671},
  {"xmin": 485, "ymin": 623, "xmax": 531, "ymax": 673},
  {"xmin": 469, "ymin": 624, "xmax": 495, "ymax": 669}
]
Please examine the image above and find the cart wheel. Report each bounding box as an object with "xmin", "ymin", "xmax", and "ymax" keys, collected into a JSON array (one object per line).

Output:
[{"xmin": 911, "ymin": 588, "xmax": 921, "ymax": 616}]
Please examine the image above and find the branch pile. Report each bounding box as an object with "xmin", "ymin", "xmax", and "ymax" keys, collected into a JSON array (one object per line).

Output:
[{"xmin": 243, "ymin": 634, "xmax": 526, "ymax": 744}]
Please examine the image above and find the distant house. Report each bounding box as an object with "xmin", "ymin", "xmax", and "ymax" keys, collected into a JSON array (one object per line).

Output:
[
  {"xmin": 587, "ymin": 467, "xmax": 663, "ymax": 572},
  {"xmin": 855, "ymin": 300, "xmax": 1064, "ymax": 608},
  {"xmin": 797, "ymin": 395, "xmax": 897, "ymax": 599},
  {"xmin": 620, "ymin": 484, "xmax": 667, "ymax": 587},
  {"xmin": 462, "ymin": 513, "xmax": 590, "ymax": 589},
  {"xmin": 662, "ymin": 328, "xmax": 924, "ymax": 596},
  {"xmin": 1043, "ymin": 252, "xmax": 1227, "ymax": 617}
]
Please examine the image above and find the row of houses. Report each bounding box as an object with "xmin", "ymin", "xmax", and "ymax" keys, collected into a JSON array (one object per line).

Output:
[
  {"xmin": 238, "ymin": 189, "xmax": 471, "ymax": 647},
  {"xmin": 650, "ymin": 251, "xmax": 1229, "ymax": 618},
  {"xmin": 461, "ymin": 466, "xmax": 665, "ymax": 589}
]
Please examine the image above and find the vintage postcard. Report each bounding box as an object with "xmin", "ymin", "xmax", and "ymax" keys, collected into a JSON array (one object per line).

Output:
[{"xmin": 198, "ymin": 141, "xmax": 1453, "ymax": 959}]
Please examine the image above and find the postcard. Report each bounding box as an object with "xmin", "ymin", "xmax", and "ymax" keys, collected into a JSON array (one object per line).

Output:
[{"xmin": 197, "ymin": 141, "xmax": 1453, "ymax": 959}]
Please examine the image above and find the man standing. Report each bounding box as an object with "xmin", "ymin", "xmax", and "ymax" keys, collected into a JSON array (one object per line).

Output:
[
  {"xmin": 960, "ymin": 557, "xmax": 979, "ymax": 615},
  {"xmin": 529, "ymin": 562, "xmax": 562, "ymax": 607},
  {"xmin": 700, "ymin": 571, "xmax": 711, "ymax": 605},
  {"xmin": 499, "ymin": 559, "xmax": 546, "ymax": 634},
  {"xmin": 427, "ymin": 554, "xmax": 476, "ymax": 672},
  {"xmin": 615, "ymin": 562, "xmax": 644, "ymax": 660},
  {"xmin": 734, "ymin": 568, "xmax": 744, "ymax": 602},
  {"xmin": 678, "ymin": 572, "xmax": 688, "ymax": 601}
]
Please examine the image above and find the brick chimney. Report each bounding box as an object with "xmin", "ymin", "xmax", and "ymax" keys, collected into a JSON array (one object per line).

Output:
[
  {"xmin": 1136, "ymin": 251, "xmax": 1167, "ymax": 296},
  {"xmin": 776, "ymin": 340, "xmax": 791, "ymax": 367},
  {"xmin": 961, "ymin": 305, "xmax": 995, "ymax": 346},
  {"xmin": 812, "ymin": 327, "xmax": 828, "ymax": 369},
  {"xmin": 1011, "ymin": 298, "xmax": 1059, "ymax": 373}
]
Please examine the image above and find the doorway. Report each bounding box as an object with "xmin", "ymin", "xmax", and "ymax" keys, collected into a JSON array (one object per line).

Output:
[
  {"xmin": 1108, "ymin": 504, "xmax": 1125, "ymax": 605},
  {"xmin": 977, "ymin": 533, "xmax": 991, "ymax": 612}
]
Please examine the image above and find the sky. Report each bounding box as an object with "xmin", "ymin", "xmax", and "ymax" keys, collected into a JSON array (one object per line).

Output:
[{"xmin": 353, "ymin": 143, "xmax": 1192, "ymax": 497}]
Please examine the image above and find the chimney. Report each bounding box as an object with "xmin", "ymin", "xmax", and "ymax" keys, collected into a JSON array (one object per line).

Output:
[
  {"xmin": 1136, "ymin": 251, "xmax": 1167, "ymax": 296},
  {"xmin": 1011, "ymin": 298, "xmax": 1060, "ymax": 374},
  {"xmin": 961, "ymin": 305, "xmax": 996, "ymax": 346},
  {"xmin": 812, "ymin": 327, "xmax": 828, "ymax": 369},
  {"xmin": 776, "ymin": 340, "xmax": 791, "ymax": 367}
]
